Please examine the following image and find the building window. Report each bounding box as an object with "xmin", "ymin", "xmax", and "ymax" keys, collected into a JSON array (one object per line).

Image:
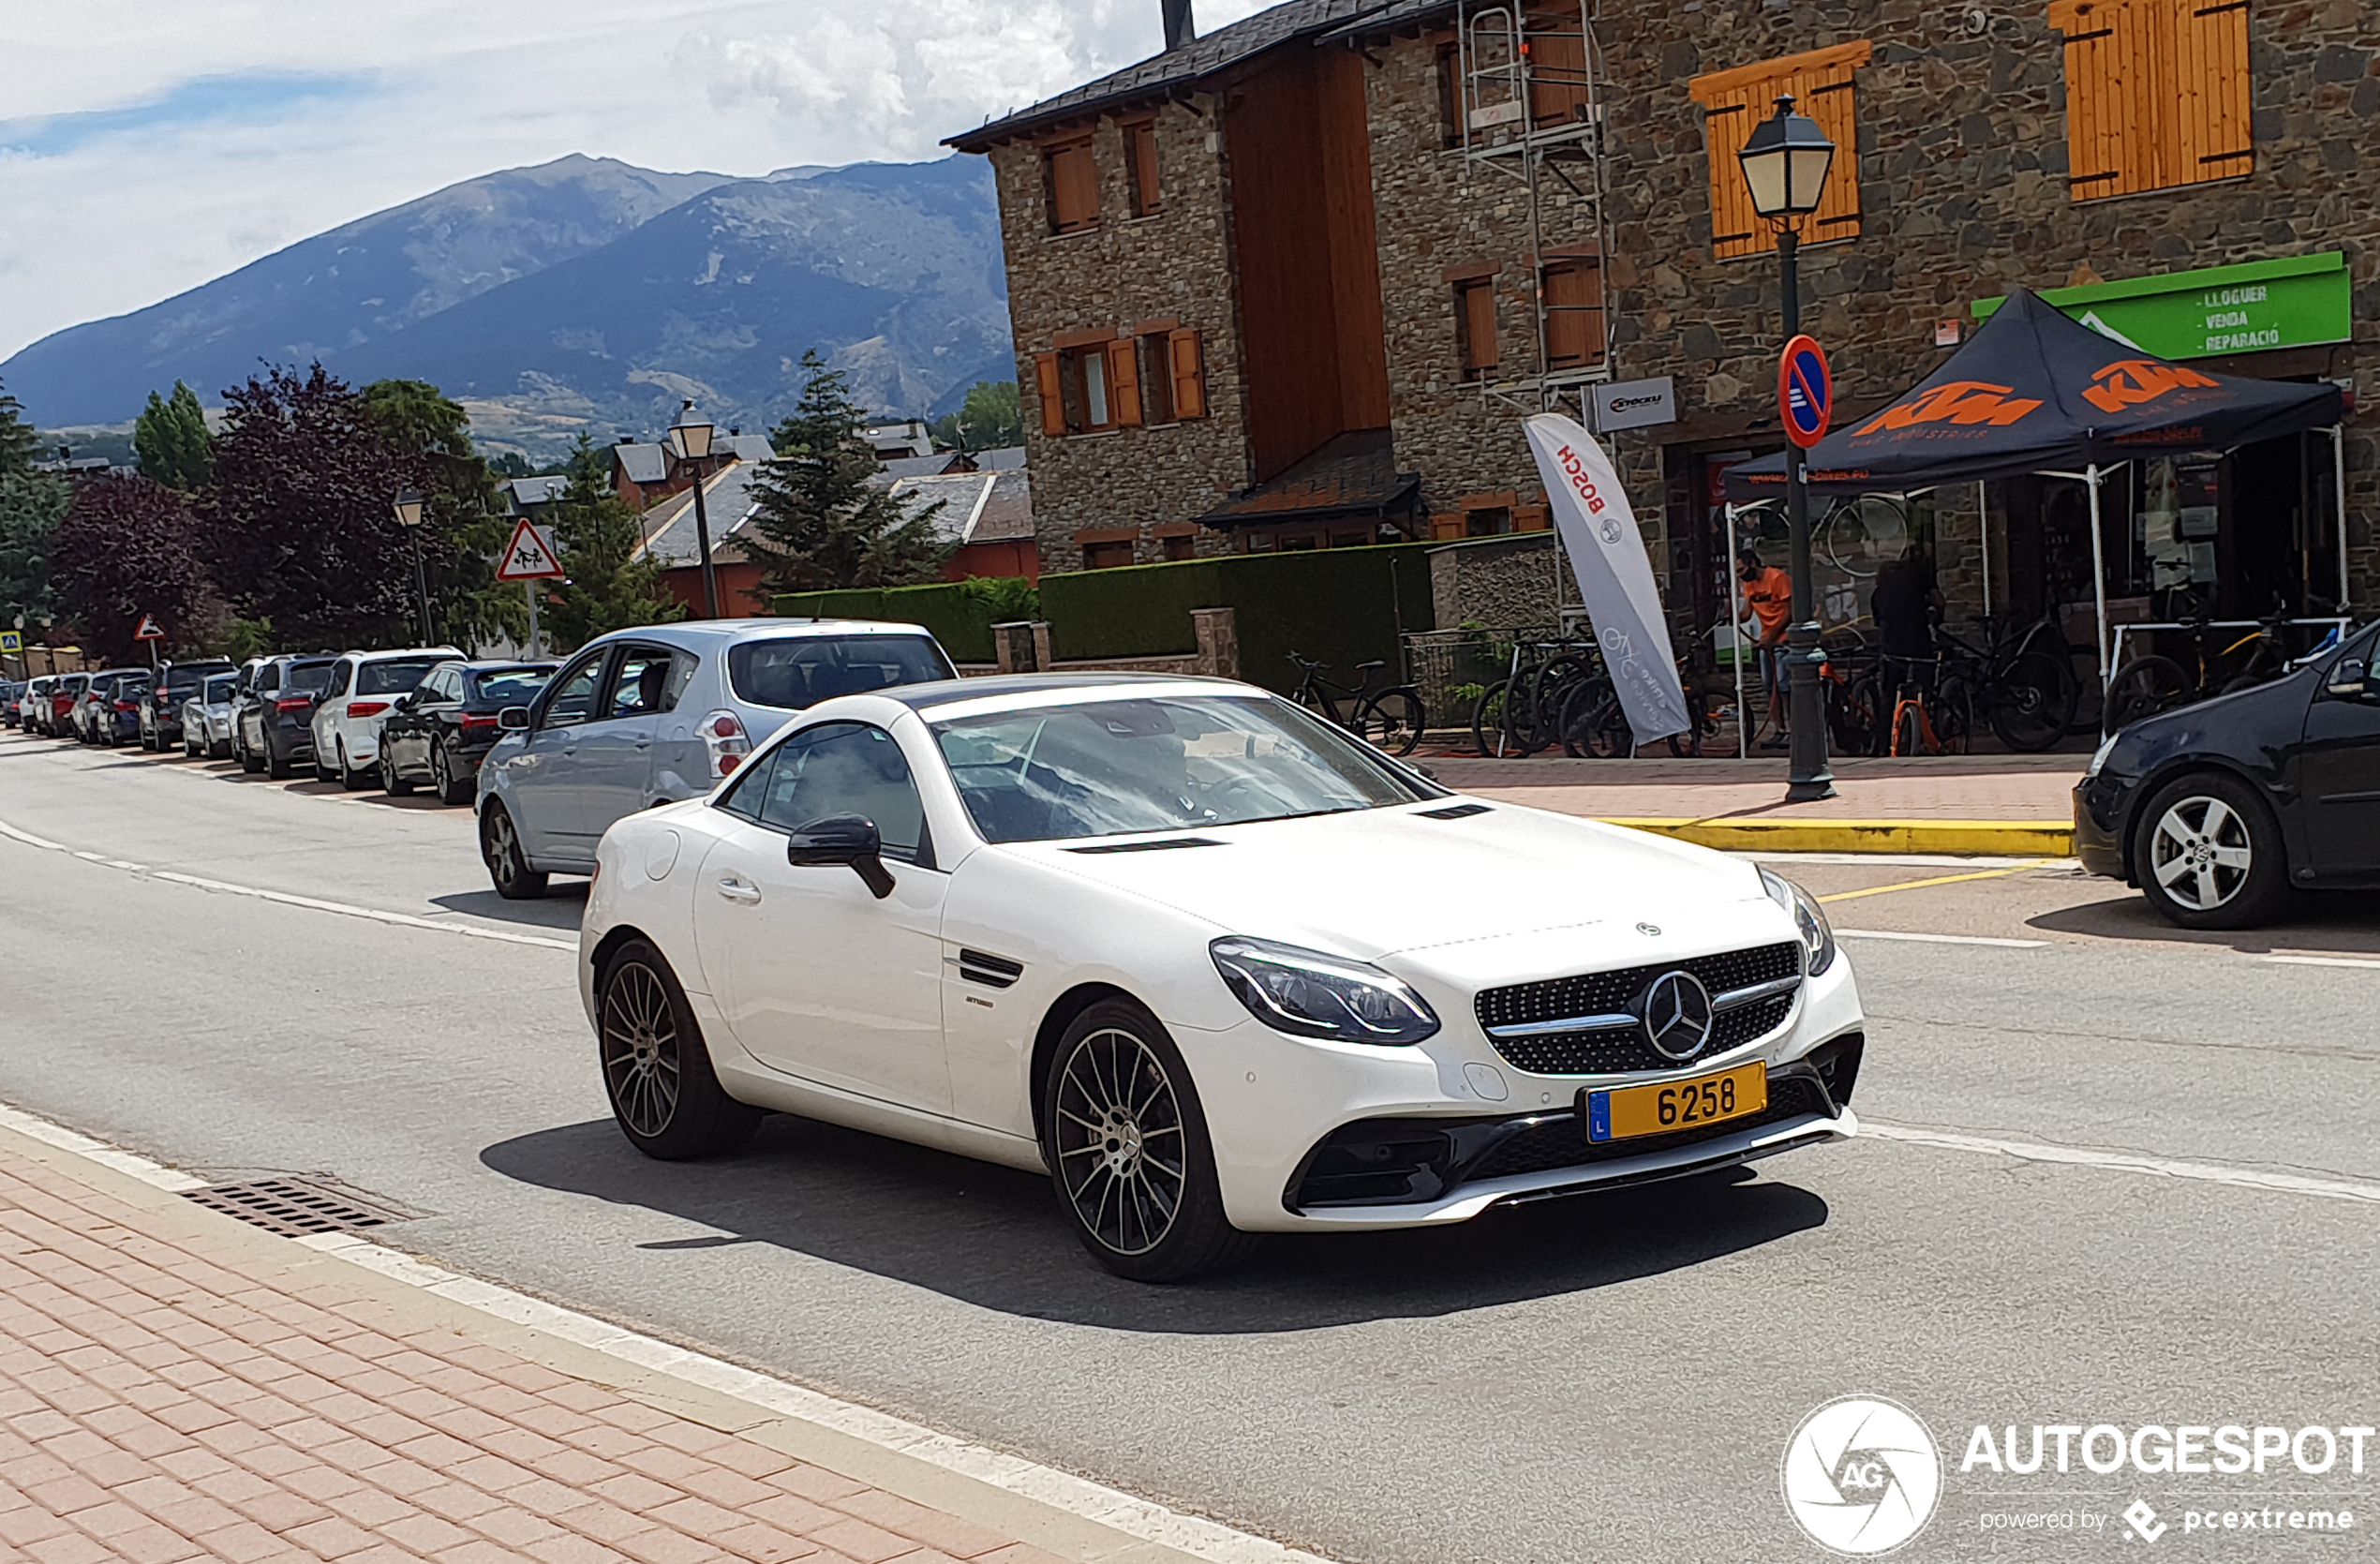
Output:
[
  {"xmin": 1454, "ymin": 277, "xmax": 1498, "ymax": 380},
  {"xmin": 2050, "ymin": 0, "xmax": 2252, "ymax": 201},
  {"xmin": 1043, "ymin": 136, "xmax": 1099, "ymax": 234},
  {"xmin": 1123, "ymin": 120, "xmax": 1162, "ymax": 216},
  {"xmin": 1523, "ymin": 1, "xmax": 1593, "ymax": 130},
  {"xmin": 1688, "ymin": 41, "xmax": 1870, "ymax": 261},
  {"xmin": 1082, "ymin": 540, "xmax": 1136, "ymax": 569},
  {"xmin": 1541, "ymin": 258, "xmax": 1605, "ymax": 371},
  {"xmin": 1436, "ymin": 43, "xmax": 1464, "ymax": 149},
  {"xmin": 1465, "ymin": 507, "xmax": 1512, "ymax": 538},
  {"xmin": 1160, "ymin": 532, "xmax": 1197, "ymax": 561},
  {"xmin": 1034, "ymin": 332, "xmax": 1199, "ymax": 438},
  {"xmin": 1137, "ymin": 335, "xmax": 1176, "ymax": 424},
  {"xmin": 1166, "ymin": 329, "xmax": 1207, "ymax": 419}
]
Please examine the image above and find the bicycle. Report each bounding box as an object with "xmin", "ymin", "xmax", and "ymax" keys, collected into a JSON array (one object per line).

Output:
[
  {"xmin": 1880, "ymin": 654, "xmax": 1972, "ymax": 757},
  {"xmin": 1470, "ymin": 635, "xmax": 1608, "ymax": 758},
  {"xmin": 2104, "ymin": 603, "xmax": 2295, "ymax": 732},
  {"xmin": 1934, "ymin": 606, "xmax": 2082, "ymax": 752},
  {"xmin": 1554, "ymin": 626, "xmax": 1731, "ymax": 758},
  {"xmin": 1287, "ymin": 652, "xmax": 1428, "ymax": 757}
]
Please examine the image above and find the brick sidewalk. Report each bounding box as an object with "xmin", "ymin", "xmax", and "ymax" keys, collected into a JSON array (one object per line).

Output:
[
  {"xmin": 1428, "ymin": 753, "xmax": 2084, "ymax": 823},
  {"xmin": 0, "ymin": 1134, "xmax": 1073, "ymax": 1564}
]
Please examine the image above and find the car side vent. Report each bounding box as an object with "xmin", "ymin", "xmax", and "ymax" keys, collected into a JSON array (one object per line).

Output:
[
  {"xmin": 1417, "ymin": 803, "xmax": 1492, "ymax": 820},
  {"xmin": 958, "ymin": 949, "xmax": 1023, "ymax": 989},
  {"xmin": 1064, "ymin": 837, "xmax": 1225, "ymax": 855}
]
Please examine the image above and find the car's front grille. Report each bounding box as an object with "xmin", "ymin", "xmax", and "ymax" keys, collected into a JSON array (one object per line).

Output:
[{"xmin": 1474, "ymin": 942, "xmax": 1801, "ymax": 1075}]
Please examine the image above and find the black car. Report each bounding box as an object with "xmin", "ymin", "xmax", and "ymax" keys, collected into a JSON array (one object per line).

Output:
[
  {"xmin": 2075, "ymin": 618, "xmax": 2380, "ymax": 929},
  {"xmin": 140, "ymin": 659, "xmax": 237, "ymax": 751},
  {"xmin": 232, "ymin": 654, "xmax": 337, "ymax": 778},
  {"xmin": 379, "ymin": 660, "xmax": 557, "ymax": 804}
]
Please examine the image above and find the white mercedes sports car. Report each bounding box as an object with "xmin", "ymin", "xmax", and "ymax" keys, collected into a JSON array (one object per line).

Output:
[{"xmin": 581, "ymin": 675, "xmax": 1865, "ymax": 1280}]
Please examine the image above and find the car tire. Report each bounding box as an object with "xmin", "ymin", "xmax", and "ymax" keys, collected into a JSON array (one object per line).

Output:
[
  {"xmin": 265, "ymin": 738, "xmax": 294, "ymax": 780},
  {"xmin": 238, "ymin": 729, "xmax": 263, "ymax": 773},
  {"xmin": 1039, "ymin": 998, "xmax": 1257, "ymax": 1283},
  {"xmin": 481, "ymin": 802, "xmax": 548, "ymax": 900},
  {"xmin": 431, "ymin": 740, "xmax": 471, "ymax": 806},
  {"xmin": 597, "ymin": 939, "xmax": 761, "ymax": 1159},
  {"xmin": 382, "ymin": 749, "xmax": 414, "ymax": 796},
  {"xmin": 338, "ymin": 740, "xmax": 371, "ymax": 792},
  {"xmin": 2134, "ymin": 771, "xmax": 2290, "ymax": 931}
]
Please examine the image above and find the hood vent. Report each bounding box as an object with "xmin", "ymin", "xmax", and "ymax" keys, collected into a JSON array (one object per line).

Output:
[
  {"xmin": 1417, "ymin": 802, "xmax": 1492, "ymax": 820},
  {"xmin": 1065, "ymin": 836, "xmax": 1224, "ymax": 854}
]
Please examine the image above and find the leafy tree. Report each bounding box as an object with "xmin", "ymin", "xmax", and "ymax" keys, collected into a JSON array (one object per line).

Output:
[
  {"xmin": 50, "ymin": 474, "xmax": 208, "ymax": 663},
  {"xmin": 743, "ymin": 352, "xmax": 952, "ymax": 594},
  {"xmin": 928, "ymin": 380, "xmax": 1024, "ymax": 454},
  {"xmin": 0, "ymin": 472, "xmax": 69, "ymax": 635},
  {"xmin": 0, "ymin": 380, "xmax": 39, "ymax": 479},
  {"xmin": 543, "ymin": 437, "xmax": 684, "ymax": 651},
  {"xmin": 133, "ymin": 381, "xmax": 216, "ymax": 491},
  {"xmin": 360, "ymin": 378, "xmax": 517, "ymax": 649},
  {"xmin": 203, "ymin": 364, "xmax": 418, "ymax": 649}
]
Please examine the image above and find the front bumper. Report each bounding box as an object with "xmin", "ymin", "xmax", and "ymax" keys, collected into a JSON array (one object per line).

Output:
[{"xmin": 2073, "ymin": 777, "xmax": 2128, "ymax": 880}]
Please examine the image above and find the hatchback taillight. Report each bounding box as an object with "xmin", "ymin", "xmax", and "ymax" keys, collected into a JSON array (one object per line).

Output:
[
  {"xmin": 347, "ymin": 701, "xmax": 389, "ymax": 719},
  {"xmin": 458, "ymin": 713, "xmax": 498, "ymax": 733},
  {"xmin": 701, "ymin": 709, "xmax": 750, "ymax": 778},
  {"xmin": 115, "ymin": 699, "xmax": 139, "ymax": 712},
  {"xmin": 275, "ymin": 696, "xmax": 312, "ymax": 713}
]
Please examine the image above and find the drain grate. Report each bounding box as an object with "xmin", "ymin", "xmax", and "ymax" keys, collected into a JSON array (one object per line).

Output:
[{"xmin": 181, "ymin": 1176, "xmax": 415, "ymax": 1237}]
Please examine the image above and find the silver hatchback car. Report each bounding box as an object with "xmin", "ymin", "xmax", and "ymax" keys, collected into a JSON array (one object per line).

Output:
[{"xmin": 475, "ymin": 618, "xmax": 957, "ymax": 899}]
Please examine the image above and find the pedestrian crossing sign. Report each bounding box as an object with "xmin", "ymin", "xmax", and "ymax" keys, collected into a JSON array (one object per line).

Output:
[
  {"xmin": 0, "ymin": 633, "xmax": 19, "ymax": 653},
  {"xmin": 497, "ymin": 518, "xmax": 564, "ymax": 580}
]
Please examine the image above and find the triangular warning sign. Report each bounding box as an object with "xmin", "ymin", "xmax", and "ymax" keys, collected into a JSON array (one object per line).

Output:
[
  {"xmin": 496, "ymin": 518, "xmax": 564, "ymax": 580},
  {"xmin": 133, "ymin": 614, "xmax": 166, "ymax": 639}
]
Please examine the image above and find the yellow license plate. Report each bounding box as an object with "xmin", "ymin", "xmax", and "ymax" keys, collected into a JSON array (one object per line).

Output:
[{"xmin": 1584, "ymin": 1062, "xmax": 1767, "ymax": 1143}]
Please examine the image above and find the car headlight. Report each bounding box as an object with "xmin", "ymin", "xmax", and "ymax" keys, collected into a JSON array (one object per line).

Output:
[
  {"xmin": 1209, "ymin": 937, "xmax": 1440, "ymax": 1045},
  {"xmin": 2083, "ymin": 731, "xmax": 2120, "ymax": 780},
  {"xmin": 1761, "ymin": 868, "xmax": 1837, "ymax": 977}
]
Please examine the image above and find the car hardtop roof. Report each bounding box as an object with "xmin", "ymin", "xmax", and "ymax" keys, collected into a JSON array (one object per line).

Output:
[
  {"xmin": 338, "ymin": 645, "xmax": 464, "ymax": 662},
  {"xmin": 594, "ymin": 618, "xmax": 936, "ymax": 647},
  {"xmin": 885, "ymin": 672, "xmax": 1264, "ymax": 711},
  {"xmin": 455, "ymin": 658, "xmax": 558, "ymax": 672}
]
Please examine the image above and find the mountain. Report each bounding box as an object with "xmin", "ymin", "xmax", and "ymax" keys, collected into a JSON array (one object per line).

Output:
[{"xmin": 0, "ymin": 154, "xmax": 1013, "ymax": 454}]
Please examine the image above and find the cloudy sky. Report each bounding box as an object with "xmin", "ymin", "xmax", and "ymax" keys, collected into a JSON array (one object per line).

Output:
[{"xmin": 0, "ymin": 0, "xmax": 1267, "ymax": 364}]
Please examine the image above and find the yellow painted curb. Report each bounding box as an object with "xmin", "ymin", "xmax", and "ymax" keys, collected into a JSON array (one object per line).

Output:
[{"xmin": 1597, "ymin": 816, "xmax": 2075, "ymax": 856}]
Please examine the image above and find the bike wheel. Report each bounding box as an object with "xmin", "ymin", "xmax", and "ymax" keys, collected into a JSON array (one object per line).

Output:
[
  {"xmin": 1355, "ymin": 690, "xmax": 1426, "ymax": 757},
  {"xmin": 1986, "ymin": 650, "xmax": 2079, "ymax": 752},
  {"xmin": 1936, "ymin": 679, "xmax": 1975, "ymax": 755},
  {"xmin": 1470, "ymin": 679, "xmax": 1515, "ymax": 757},
  {"xmin": 1892, "ymin": 699, "xmax": 1922, "ymax": 758},
  {"xmin": 1665, "ymin": 695, "xmax": 1714, "ymax": 758},
  {"xmin": 1555, "ymin": 679, "xmax": 1616, "ymax": 757},
  {"xmin": 1831, "ymin": 674, "xmax": 1885, "ymax": 758},
  {"xmin": 2105, "ymin": 654, "xmax": 2193, "ymax": 731}
]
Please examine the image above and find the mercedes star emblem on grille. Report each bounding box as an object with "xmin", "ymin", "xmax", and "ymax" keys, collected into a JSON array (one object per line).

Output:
[{"xmin": 1639, "ymin": 971, "xmax": 1715, "ymax": 1061}]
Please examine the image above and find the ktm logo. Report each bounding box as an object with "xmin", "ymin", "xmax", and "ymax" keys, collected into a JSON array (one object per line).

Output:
[
  {"xmin": 1852, "ymin": 380, "xmax": 2042, "ymax": 437},
  {"xmin": 2082, "ymin": 358, "xmax": 2219, "ymax": 414}
]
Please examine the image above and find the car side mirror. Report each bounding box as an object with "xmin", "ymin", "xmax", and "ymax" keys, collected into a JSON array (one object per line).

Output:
[
  {"xmin": 786, "ymin": 813, "xmax": 895, "ymax": 899},
  {"xmin": 498, "ymin": 706, "xmax": 531, "ymax": 731},
  {"xmin": 394, "ymin": 693, "xmax": 413, "ymax": 711},
  {"xmin": 2326, "ymin": 660, "xmax": 2370, "ymax": 699}
]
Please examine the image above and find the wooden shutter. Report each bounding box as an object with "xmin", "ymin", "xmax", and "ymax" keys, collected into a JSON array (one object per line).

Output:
[
  {"xmin": 1034, "ymin": 352, "xmax": 1065, "ymax": 437},
  {"xmin": 1523, "ymin": 0, "xmax": 1592, "ymax": 128},
  {"xmin": 1125, "ymin": 122, "xmax": 1161, "ymax": 216},
  {"xmin": 1459, "ymin": 279, "xmax": 1498, "ymax": 375},
  {"xmin": 1542, "ymin": 260, "xmax": 1603, "ymax": 369},
  {"xmin": 2051, "ymin": 0, "xmax": 2251, "ymax": 201},
  {"xmin": 1044, "ymin": 139, "xmax": 1099, "ymax": 232},
  {"xmin": 1689, "ymin": 41, "xmax": 1871, "ymax": 261},
  {"xmin": 1106, "ymin": 339, "xmax": 1142, "ymax": 426},
  {"xmin": 1168, "ymin": 330, "xmax": 1206, "ymax": 419}
]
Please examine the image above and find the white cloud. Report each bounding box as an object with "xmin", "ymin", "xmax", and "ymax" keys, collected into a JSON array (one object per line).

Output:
[{"xmin": 0, "ymin": 0, "xmax": 1272, "ymax": 368}]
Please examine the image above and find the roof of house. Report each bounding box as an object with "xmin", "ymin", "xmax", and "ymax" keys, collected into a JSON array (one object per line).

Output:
[
  {"xmin": 888, "ymin": 469, "xmax": 1035, "ymax": 547},
  {"xmin": 505, "ymin": 475, "xmax": 571, "ymax": 509},
  {"xmin": 945, "ymin": 0, "xmax": 1392, "ymax": 149},
  {"xmin": 877, "ymin": 452, "xmax": 972, "ymax": 482},
  {"xmin": 1195, "ymin": 428, "xmax": 1418, "ymax": 528},
  {"xmin": 636, "ymin": 460, "xmax": 768, "ymax": 568},
  {"xmin": 974, "ymin": 445, "xmax": 1028, "ymax": 470},
  {"xmin": 614, "ymin": 433, "xmax": 775, "ymax": 487}
]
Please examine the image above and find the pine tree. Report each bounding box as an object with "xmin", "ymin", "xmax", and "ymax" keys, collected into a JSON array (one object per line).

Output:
[
  {"xmin": 132, "ymin": 381, "xmax": 216, "ymax": 491},
  {"xmin": 0, "ymin": 379, "xmax": 40, "ymax": 479},
  {"xmin": 0, "ymin": 472, "xmax": 69, "ymax": 634},
  {"xmin": 360, "ymin": 378, "xmax": 516, "ymax": 648},
  {"xmin": 543, "ymin": 436, "xmax": 684, "ymax": 651},
  {"xmin": 742, "ymin": 352, "xmax": 952, "ymax": 594}
]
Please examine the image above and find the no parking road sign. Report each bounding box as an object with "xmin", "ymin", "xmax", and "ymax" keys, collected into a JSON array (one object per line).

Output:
[
  {"xmin": 1778, "ymin": 334, "xmax": 1833, "ymax": 450},
  {"xmin": 497, "ymin": 518, "xmax": 564, "ymax": 581}
]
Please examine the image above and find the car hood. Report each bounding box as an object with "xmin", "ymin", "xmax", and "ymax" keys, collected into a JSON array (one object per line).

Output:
[{"xmin": 995, "ymin": 799, "xmax": 1770, "ymax": 961}]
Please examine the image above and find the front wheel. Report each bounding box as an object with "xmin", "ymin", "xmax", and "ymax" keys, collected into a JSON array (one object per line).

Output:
[
  {"xmin": 598, "ymin": 940, "xmax": 761, "ymax": 1158},
  {"xmin": 432, "ymin": 740, "xmax": 472, "ymax": 805},
  {"xmin": 481, "ymin": 802, "xmax": 548, "ymax": 900},
  {"xmin": 2135, "ymin": 772, "xmax": 2289, "ymax": 929},
  {"xmin": 1041, "ymin": 1000, "xmax": 1255, "ymax": 1282},
  {"xmin": 382, "ymin": 746, "xmax": 415, "ymax": 796},
  {"xmin": 2105, "ymin": 654, "xmax": 2192, "ymax": 732},
  {"xmin": 1353, "ymin": 689, "xmax": 1425, "ymax": 756},
  {"xmin": 1986, "ymin": 651, "xmax": 2078, "ymax": 752},
  {"xmin": 265, "ymin": 739, "xmax": 294, "ymax": 780}
]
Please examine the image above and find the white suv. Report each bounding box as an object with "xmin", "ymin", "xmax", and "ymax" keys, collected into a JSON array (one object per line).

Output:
[{"xmin": 311, "ymin": 647, "xmax": 461, "ymax": 788}]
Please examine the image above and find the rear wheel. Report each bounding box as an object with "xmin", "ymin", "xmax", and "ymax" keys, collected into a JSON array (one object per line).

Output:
[
  {"xmin": 382, "ymin": 745, "xmax": 414, "ymax": 796},
  {"xmin": 481, "ymin": 802, "xmax": 548, "ymax": 900},
  {"xmin": 1986, "ymin": 651, "xmax": 2078, "ymax": 752},
  {"xmin": 598, "ymin": 940, "xmax": 761, "ymax": 1159},
  {"xmin": 338, "ymin": 741, "xmax": 372, "ymax": 791},
  {"xmin": 2105, "ymin": 654, "xmax": 2192, "ymax": 732},
  {"xmin": 265, "ymin": 738, "xmax": 294, "ymax": 780},
  {"xmin": 2135, "ymin": 772, "xmax": 2289, "ymax": 930},
  {"xmin": 1041, "ymin": 999, "xmax": 1255, "ymax": 1282},
  {"xmin": 432, "ymin": 740, "xmax": 472, "ymax": 805},
  {"xmin": 1831, "ymin": 674, "xmax": 1885, "ymax": 758},
  {"xmin": 1354, "ymin": 690, "xmax": 1425, "ymax": 756}
]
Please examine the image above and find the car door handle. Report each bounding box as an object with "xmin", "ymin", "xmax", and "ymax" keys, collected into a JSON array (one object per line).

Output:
[
  {"xmin": 633, "ymin": 737, "xmax": 651, "ymax": 750},
  {"xmin": 715, "ymin": 875, "xmax": 762, "ymax": 904}
]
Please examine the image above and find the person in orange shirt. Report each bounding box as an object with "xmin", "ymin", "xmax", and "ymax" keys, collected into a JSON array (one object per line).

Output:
[{"xmin": 1738, "ymin": 546, "xmax": 1794, "ymax": 748}]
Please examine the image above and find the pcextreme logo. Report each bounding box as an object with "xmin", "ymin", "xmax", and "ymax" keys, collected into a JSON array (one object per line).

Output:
[
  {"xmin": 1782, "ymin": 1396, "xmax": 1943, "ymax": 1556},
  {"xmin": 2081, "ymin": 358, "xmax": 2222, "ymax": 414},
  {"xmin": 1850, "ymin": 380, "xmax": 2043, "ymax": 437}
]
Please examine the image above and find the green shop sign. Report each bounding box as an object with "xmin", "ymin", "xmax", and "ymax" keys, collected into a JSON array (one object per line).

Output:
[{"xmin": 1972, "ymin": 252, "xmax": 2350, "ymax": 361}]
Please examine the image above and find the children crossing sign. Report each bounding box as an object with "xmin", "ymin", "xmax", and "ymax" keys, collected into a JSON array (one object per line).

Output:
[{"xmin": 497, "ymin": 518, "xmax": 564, "ymax": 580}]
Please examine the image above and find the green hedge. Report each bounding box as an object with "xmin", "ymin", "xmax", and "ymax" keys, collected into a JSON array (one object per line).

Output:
[
  {"xmin": 1040, "ymin": 541, "xmax": 1439, "ymax": 693},
  {"xmin": 770, "ymin": 578, "xmax": 1038, "ymax": 663}
]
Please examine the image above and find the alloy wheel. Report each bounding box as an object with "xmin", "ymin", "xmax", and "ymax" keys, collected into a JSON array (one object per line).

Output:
[
  {"xmin": 1051, "ymin": 1027, "xmax": 1186, "ymax": 1257},
  {"xmin": 488, "ymin": 812, "xmax": 523, "ymax": 883},
  {"xmin": 2149, "ymin": 796, "xmax": 2254, "ymax": 912},
  {"xmin": 600, "ymin": 961, "xmax": 680, "ymax": 1137}
]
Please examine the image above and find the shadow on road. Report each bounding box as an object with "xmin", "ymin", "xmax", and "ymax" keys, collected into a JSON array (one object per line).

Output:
[
  {"xmin": 481, "ymin": 1115, "xmax": 1829, "ymax": 1332},
  {"xmin": 2026, "ymin": 889, "xmax": 2380, "ymax": 955},
  {"xmin": 431, "ymin": 886, "xmax": 588, "ymax": 929}
]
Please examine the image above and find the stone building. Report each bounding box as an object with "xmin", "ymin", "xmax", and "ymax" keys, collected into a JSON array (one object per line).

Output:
[{"xmin": 950, "ymin": 0, "xmax": 2375, "ymax": 648}]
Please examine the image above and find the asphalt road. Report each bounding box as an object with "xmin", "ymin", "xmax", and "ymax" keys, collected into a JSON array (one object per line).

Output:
[{"xmin": 2, "ymin": 731, "xmax": 2374, "ymax": 1563}]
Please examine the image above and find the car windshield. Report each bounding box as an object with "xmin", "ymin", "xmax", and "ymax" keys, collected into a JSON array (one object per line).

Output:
[
  {"xmin": 930, "ymin": 693, "xmax": 1435, "ymax": 844},
  {"xmin": 472, "ymin": 667, "xmax": 552, "ymax": 705},
  {"xmin": 358, "ymin": 657, "xmax": 445, "ymax": 696},
  {"xmin": 728, "ymin": 634, "xmax": 953, "ymax": 710}
]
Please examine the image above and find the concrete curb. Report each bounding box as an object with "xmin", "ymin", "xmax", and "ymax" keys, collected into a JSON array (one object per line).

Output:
[{"xmin": 1598, "ymin": 816, "xmax": 2075, "ymax": 856}]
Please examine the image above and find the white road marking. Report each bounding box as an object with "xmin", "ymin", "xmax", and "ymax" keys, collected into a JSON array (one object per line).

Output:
[
  {"xmin": 1835, "ymin": 929, "xmax": 2050, "ymax": 948},
  {"xmin": 0, "ymin": 1096, "xmax": 1334, "ymax": 1564},
  {"xmin": 2265, "ymin": 954, "xmax": 2380, "ymax": 971},
  {"xmin": 0, "ymin": 811, "xmax": 575, "ymax": 953},
  {"xmin": 1862, "ymin": 1121, "xmax": 2380, "ymax": 1205}
]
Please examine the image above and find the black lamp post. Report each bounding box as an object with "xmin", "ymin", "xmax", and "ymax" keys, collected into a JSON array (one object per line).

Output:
[
  {"xmin": 1737, "ymin": 94, "xmax": 1838, "ymax": 801},
  {"xmin": 668, "ymin": 400, "xmax": 720, "ymax": 619},
  {"xmin": 392, "ymin": 489, "xmax": 433, "ymax": 645}
]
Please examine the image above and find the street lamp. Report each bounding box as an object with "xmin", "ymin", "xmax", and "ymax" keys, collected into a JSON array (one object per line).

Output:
[
  {"xmin": 667, "ymin": 400, "xmax": 721, "ymax": 619},
  {"xmin": 1738, "ymin": 94, "xmax": 1837, "ymax": 802},
  {"xmin": 392, "ymin": 489, "xmax": 433, "ymax": 645}
]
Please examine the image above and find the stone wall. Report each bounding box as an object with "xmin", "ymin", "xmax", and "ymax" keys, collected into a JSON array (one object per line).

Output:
[
  {"xmin": 1427, "ymin": 531, "xmax": 1563, "ymax": 630},
  {"xmin": 984, "ymin": 98, "xmax": 1252, "ymax": 573}
]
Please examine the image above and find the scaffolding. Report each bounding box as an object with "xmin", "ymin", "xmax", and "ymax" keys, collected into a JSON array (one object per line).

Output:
[{"xmin": 1453, "ymin": 0, "xmax": 1613, "ymax": 420}]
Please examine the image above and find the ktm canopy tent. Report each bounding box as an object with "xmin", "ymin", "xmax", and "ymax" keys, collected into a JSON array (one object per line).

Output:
[{"xmin": 1721, "ymin": 287, "xmax": 2347, "ymax": 678}]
